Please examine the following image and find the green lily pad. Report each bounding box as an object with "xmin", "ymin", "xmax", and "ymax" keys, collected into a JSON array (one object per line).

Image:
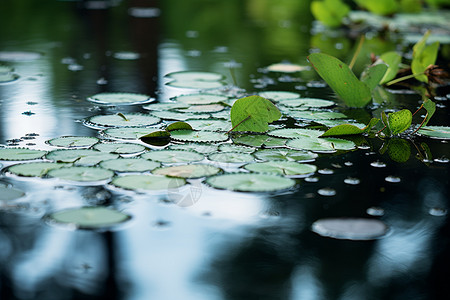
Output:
[
  {"xmin": 6, "ymin": 162, "xmax": 68, "ymax": 177},
  {"xmin": 101, "ymin": 127, "xmax": 160, "ymax": 140},
  {"xmin": 47, "ymin": 136, "xmax": 99, "ymax": 148},
  {"xmin": 417, "ymin": 126, "xmax": 450, "ymax": 140},
  {"xmin": 208, "ymin": 152, "xmax": 254, "ymax": 163},
  {"xmin": 218, "ymin": 144, "xmax": 255, "ymax": 153},
  {"xmin": 244, "ymin": 161, "xmax": 317, "ymax": 176},
  {"xmin": 47, "ymin": 166, "xmax": 115, "ymax": 182},
  {"xmin": 86, "ymin": 113, "xmax": 160, "ymax": 128},
  {"xmin": 111, "ymin": 174, "xmax": 186, "ymax": 191},
  {"xmin": 165, "ymin": 71, "xmax": 226, "ymax": 89},
  {"xmin": 152, "ymin": 164, "xmax": 221, "ymax": 178},
  {"xmin": 321, "ymin": 118, "xmax": 379, "ymax": 137},
  {"xmin": 87, "ymin": 92, "xmax": 154, "ymax": 105},
  {"xmin": 0, "ymin": 148, "xmax": 46, "ymax": 161},
  {"xmin": 289, "ymin": 110, "xmax": 347, "ymax": 121},
  {"xmin": 278, "ymin": 98, "xmax": 335, "ymax": 108},
  {"xmin": 141, "ymin": 150, "xmax": 204, "ymax": 163},
  {"xmin": 185, "ymin": 119, "xmax": 231, "ymax": 132},
  {"xmin": 168, "ymin": 143, "xmax": 218, "ymax": 154},
  {"xmin": 232, "ymin": 134, "xmax": 286, "ymax": 147},
  {"xmin": 46, "ymin": 149, "xmax": 118, "ymax": 165},
  {"xmin": 287, "ymin": 136, "xmax": 355, "ymax": 152},
  {"xmin": 172, "ymin": 93, "xmax": 229, "ymax": 105},
  {"xmin": 166, "ymin": 121, "xmax": 193, "ymax": 132},
  {"xmin": 93, "ymin": 143, "xmax": 146, "ymax": 154},
  {"xmin": 176, "ymin": 104, "xmax": 225, "ymax": 113},
  {"xmin": 258, "ymin": 91, "xmax": 301, "ymax": 102},
  {"xmin": 100, "ymin": 158, "xmax": 160, "ymax": 172},
  {"xmin": 151, "ymin": 111, "xmax": 210, "ymax": 121},
  {"xmin": 0, "ymin": 186, "xmax": 25, "ymax": 201},
  {"xmin": 253, "ymin": 149, "xmax": 318, "ymax": 162},
  {"xmin": 170, "ymin": 130, "xmax": 228, "ymax": 143},
  {"xmin": 142, "ymin": 102, "xmax": 189, "ymax": 111},
  {"xmin": 268, "ymin": 128, "xmax": 323, "ymax": 139},
  {"xmin": 47, "ymin": 207, "xmax": 131, "ymax": 229},
  {"xmin": 206, "ymin": 173, "xmax": 296, "ymax": 192}
]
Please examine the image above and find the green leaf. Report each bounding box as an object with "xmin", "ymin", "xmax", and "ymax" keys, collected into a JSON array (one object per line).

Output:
[
  {"xmin": 232, "ymin": 134, "xmax": 286, "ymax": 148},
  {"xmin": 7, "ymin": 162, "xmax": 67, "ymax": 177},
  {"xmin": 46, "ymin": 149, "xmax": 118, "ymax": 166},
  {"xmin": 165, "ymin": 71, "xmax": 226, "ymax": 89},
  {"xmin": 386, "ymin": 139, "xmax": 411, "ymax": 163},
  {"xmin": 388, "ymin": 109, "xmax": 412, "ymax": 135},
  {"xmin": 206, "ymin": 173, "xmax": 296, "ymax": 192},
  {"xmin": 100, "ymin": 158, "xmax": 161, "ymax": 172},
  {"xmin": 141, "ymin": 150, "xmax": 204, "ymax": 163},
  {"xmin": 268, "ymin": 128, "xmax": 323, "ymax": 139},
  {"xmin": 417, "ymin": 126, "xmax": 450, "ymax": 139},
  {"xmin": 102, "ymin": 128, "xmax": 161, "ymax": 140},
  {"xmin": 244, "ymin": 161, "xmax": 317, "ymax": 177},
  {"xmin": 140, "ymin": 130, "xmax": 171, "ymax": 146},
  {"xmin": 287, "ymin": 136, "xmax": 355, "ymax": 152},
  {"xmin": 278, "ymin": 98, "xmax": 335, "ymax": 108},
  {"xmin": 311, "ymin": 0, "xmax": 350, "ymax": 28},
  {"xmin": 379, "ymin": 51, "xmax": 402, "ymax": 84},
  {"xmin": 152, "ymin": 164, "xmax": 221, "ymax": 179},
  {"xmin": 258, "ymin": 91, "xmax": 300, "ymax": 102},
  {"xmin": 86, "ymin": 113, "xmax": 160, "ymax": 128},
  {"xmin": 308, "ymin": 53, "xmax": 372, "ymax": 108},
  {"xmin": 111, "ymin": 174, "xmax": 186, "ymax": 191},
  {"xmin": 168, "ymin": 143, "xmax": 218, "ymax": 154},
  {"xmin": 184, "ymin": 119, "xmax": 231, "ymax": 131},
  {"xmin": 421, "ymin": 98, "xmax": 436, "ymax": 127},
  {"xmin": 0, "ymin": 148, "xmax": 46, "ymax": 161},
  {"xmin": 360, "ymin": 63, "xmax": 388, "ymax": 91},
  {"xmin": 321, "ymin": 118, "xmax": 379, "ymax": 137},
  {"xmin": 47, "ymin": 166, "xmax": 114, "ymax": 182},
  {"xmin": 354, "ymin": 0, "xmax": 399, "ymax": 15},
  {"xmin": 230, "ymin": 95, "xmax": 281, "ymax": 132},
  {"xmin": 218, "ymin": 144, "xmax": 255, "ymax": 153},
  {"xmin": 47, "ymin": 207, "xmax": 131, "ymax": 229},
  {"xmin": 170, "ymin": 130, "xmax": 228, "ymax": 143},
  {"xmin": 412, "ymin": 31, "xmax": 440, "ymax": 83}
]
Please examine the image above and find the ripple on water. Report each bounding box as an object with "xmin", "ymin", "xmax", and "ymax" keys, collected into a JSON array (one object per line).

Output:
[
  {"xmin": 428, "ymin": 208, "xmax": 448, "ymax": 217},
  {"xmin": 317, "ymin": 187, "xmax": 336, "ymax": 196},
  {"xmin": 344, "ymin": 177, "xmax": 360, "ymax": 185}
]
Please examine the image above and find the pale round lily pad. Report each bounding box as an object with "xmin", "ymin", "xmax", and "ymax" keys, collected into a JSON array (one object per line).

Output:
[
  {"xmin": 46, "ymin": 149, "xmax": 118, "ymax": 165},
  {"xmin": 176, "ymin": 104, "xmax": 225, "ymax": 114},
  {"xmin": 218, "ymin": 144, "xmax": 255, "ymax": 153},
  {"xmin": 141, "ymin": 150, "xmax": 204, "ymax": 163},
  {"xmin": 87, "ymin": 92, "xmax": 154, "ymax": 105},
  {"xmin": 47, "ymin": 207, "xmax": 131, "ymax": 229},
  {"xmin": 86, "ymin": 113, "xmax": 160, "ymax": 128},
  {"xmin": 152, "ymin": 164, "xmax": 221, "ymax": 178},
  {"xmin": 170, "ymin": 130, "xmax": 228, "ymax": 143},
  {"xmin": 0, "ymin": 148, "xmax": 46, "ymax": 161},
  {"xmin": 268, "ymin": 128, "xmax": 323, "ymax": 139},
  {"xmin": 47, "ymin": 166, "xmax": 114, "ymax": 182},
  {"xmin": 290, "ymin": 111, "xmax": 347, "ymax": 120},
  {"xmin": 173, "ymin": 93, "xmax": 229, "ymax": 105},
  {"xmin": 111, "ymin": 174, "xmax": 186, "ymax": 191},
  {"xmin": 311, "ymin": 218, "xmax": 388, "ymax": 240},
  {"xmin": 258, "ymin": 91, "xmax": 301, "ymax": 102},
  {"xmin": 287, "ymin": 136, "xmax": 355, "ymax": 152},
  {"xmin": 100, "ymin": 158, "xmax": 160, "ymax": 172},
  {"xmin": 208, "ymin": 152, "xmax": 255, "ymax": 163},
  {"xmin": 417, "ymin": 126, "xmax": 450, "ymax": 140},
  {"xmin": 101, "ymin": 127, "xmax": 160, "ymax": 140},
  {"xmin": 93, "ymin": 143, "xmax": 146, "ymax": 154},
  {"xmin": 6, "ymin": 162, "xmax": 68, "ymax": 177},
  {"xmin": 244, "ymin": 161, "xmax": 317, "ymax": 176},
  {"xmin": 151, "ymin": 111, "xmax": 211, "ymax": 121},
  {"xmin": 254, "ymin": 149, "xmax": 318, "ymax": 162},
  {"xmin": 168, "ymin": 143, "xmax": 218, "ymax": 154},
  {"xmin": 206, "ymin": 173, "xmax": 296, "ymax": 192},
  {"xmin": 232, "ymin": 134, "xmax": 286, "ymax": 148},
  {"xmin": 142, "ymin": 102, "xmax": 189, "ymax": 111},
  {"xmin": 279, "ymin": 98, "xmax": 335, "ymax": 108},
  {"xmin": 0, "ymin": 186, "xmax": 25, "ymax": 201},
  {"xmin": 47, "ymin": 136, "xmax": 99, "ymax": 148},
  {"xmin": 186, "ymin": 119, "xmax": 231, "ymax": 132}
]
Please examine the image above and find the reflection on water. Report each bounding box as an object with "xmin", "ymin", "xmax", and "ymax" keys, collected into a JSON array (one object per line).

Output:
[{"xmin": 1, "ymin": 0, "xmax": 449, "ymax": 299}]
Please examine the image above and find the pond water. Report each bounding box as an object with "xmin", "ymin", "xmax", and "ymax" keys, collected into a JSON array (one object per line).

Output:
[{"xmin": 1, "ymin": 1, "xmax": 449, "ymax": 300}]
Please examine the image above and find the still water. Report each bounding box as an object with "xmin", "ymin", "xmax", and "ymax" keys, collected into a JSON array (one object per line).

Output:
[{"xmin": 1, "ymin": 1, "xmax": 449, "ymax": 299}]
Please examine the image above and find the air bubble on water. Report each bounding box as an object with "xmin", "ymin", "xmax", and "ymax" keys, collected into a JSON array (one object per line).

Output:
[
  {"xmin": 344, "ymin": 177, "xmax": 360, "ymax": 185},
  {"xmin": 366, "ymin": 207, "xmax": 385, "ymax": 216},
  {"xmin": 434, "ymin": 157, "xmax": 449, "ymax": 163},
  {"xmin": 306, "ymin": 81, "xmax": 327, "ymax": 88},
  {"xmin": 385, "ymin": 175, "xmax": 401, "ymax": 183},
  {"xmin": 370, "ymin": 161, "xmax": 386, "ymax": 168},
  {"xmin": 96, "ymin": 77, "xmax": 108, "ymax": 85},
  {"xmin": 295, "ymin": 85, "xmax": 307, "ymax": 90},
  {"xmin": 429, "ymin": 207, "xmax": 447, "ymax": 217},
  {"xmin": 318, "ymin": 187, "xmax": 336, "ymax": 196},
  {"xmin": 318, "ymin": 168, "xmax": 334, "ymax": 175},
  {"xmin": 344, "ymin": 161, "xmax": 353, "ymax": 166},
  {"xmin": 304, "ymin": 176, "xmax": 319, "ymax": 182},
  {"xmin": 68, "ymin": 64, "xmax": 83, "ymax": 71}
]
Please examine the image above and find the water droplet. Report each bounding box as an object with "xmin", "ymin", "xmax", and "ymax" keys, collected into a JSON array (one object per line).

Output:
[
  {"xmin": 304, "ymin": 176, "xmax": 319, "ymax": 182},
  {"xmin": 366, "ymin": 207, "xmax": 385, "ymax": 216},
  {"xmin": 344, "ymin": 177, "xmax": 360, "ymax": 185},
  {"xmin": 68, "ymin": 64, "xmax": 83, "ymax": 71},
  {"xmin": 344, "ymin": 161, "xmax": 353, "ymax": 166},
  {"xmin": 318, "ymin": 168, "xmax": 334, "ymax": 175},
  {"xmin": 294, "ymin": 85, "xmax": 307, "ymax": 90},
  {"xmin": 370, "ymin": 161, "xmax": 386, "ymax": 168},
  {"xmin": 429, "ymin": 208, "xmax": 447, "ymax": 217},
  {"xmin": 434, "ymin": 157, "xmax": 449, "ymax": 163},
  {"xmin": 318, "ymin": 187, "xmax": 336, "ymax": 196},
  {"xmin": 96, "ymin": 77, "xmax": 108, "ymax": 85},
  {"xmin": 385, "ymin": 175, "xmax": 401, "ymax": 183},
  {"xmin": 307, "ymin": 81, "xmax": 327, "ymax": 88}
]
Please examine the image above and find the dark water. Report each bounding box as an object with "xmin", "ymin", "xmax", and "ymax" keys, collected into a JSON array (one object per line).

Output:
[{"xmin": 1, "ymin": 1, "xmax": 449, "ymax": 299}]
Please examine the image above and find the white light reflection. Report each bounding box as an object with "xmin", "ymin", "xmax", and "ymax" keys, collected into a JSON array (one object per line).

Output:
[
  {"xmin": 290, "ymin": 264, "xmax": 324, "ymax": 300},
  {"xmin": 158, "ymin": 42, "xmax": 188, "ymax": 101}
]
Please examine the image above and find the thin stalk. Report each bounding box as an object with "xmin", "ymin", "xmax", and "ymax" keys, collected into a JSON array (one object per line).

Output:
[
  {"xmin": 412, "ymin": 112, "xmax": 428, "ymax": 134},
  {"xmin": 229, "ymin": 67, "xmax": 237, "ymax": 86},
  {"xmin": 117, "ymin": 112, "xmax": 129, "ymax": 121},
  {"xmin": 349, "ymin": 35, "xmax": 365, "ymax": 70},
  {"xmin": 386, "ymin": 72, "xmax": 424, "ymax": 86},
  {"xmin": 412, "ymin": 104, "xmax": 424, "ymax": 117},
  {"xmin": 226, "ymin": 115, "xmax": 251, "ymax": 134}
]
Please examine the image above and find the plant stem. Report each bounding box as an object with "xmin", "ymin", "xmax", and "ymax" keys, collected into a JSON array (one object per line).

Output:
[
  {"xmin": 349, "ymin": 35, "xmax": 365, "ymax": 70},
  {"xmin": 412, "ymin": 104, "xmax": 424, "ymax": 117},
  {"xmin": 226, "ymin": 115, "xmax": 251, "ymax": 134},
  {"xmin": 386, "ymin": 72, "xmax": 424, "ymax": 86},
  {"xmin": 117, "ymin": 112, "xmax": 129, "ymax": 121},
  {"xmin": 412, "ymin": 112, "xmax": 428, "ymax": 134}
]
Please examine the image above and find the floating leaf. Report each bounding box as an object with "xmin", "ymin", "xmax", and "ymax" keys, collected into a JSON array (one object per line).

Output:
[
  {"xmin": 142, "ymin": 102, "xmax": 188, "ymax": 111},
  {"xmin": 165, "ymin": 121, "xmax": 193, "ymax": 132},
  {"xmin": 218, "ymin": 144, "xmax": 255, "ymax": 153},
  {"xmin": 111, "ymin": 174, "xmax": 186, "ymax": 191},
  {"xmin": 421, "ymin": 98, "xmax": 436, "ymax": 127},
  {"xmin": 86, "ymin": 113, "xmax": 160, "ymax": 128},
  {"xmin": 412, "ymin": 31, "xmax": 440, "ymax": 83},
  {"xmin": 206, "ymin": 173, "xmax": 296, "ymax": 192},
  {"xmin": 312, "ymin": 218, "xmax": 388, "ymax": 240},
  {"xmin": 232, "ymin": 134, "xmax": 286, "ymax": 147},
  {"xmin": 47, "ymin": 207, "xmax": 131, "ymax": 229},
  {"xmin": 176, "ymin": 104, "xmax": 225, "ymax": 113},
  {"xmin": 0, "ymin": 186, "xmax": 25, "ymax": 201},
  {"xmin": 101, "ymin": 127, "xmax": 160, "ymax": 140},
  {"xmin": 254, "ymin": 149, "xmax": 318, "ymax": 162},
  {"xmin": 268, "ymin": 128, "xmax": 323, "ymax": 139},
  {"xmin": 172, "ymin": 93, "xmax": 229, "ymax": 105},
  {"xmin": 141, "ymin": 150, "xmax": 204, "ymax": 163},
  {"xmin": 278, "ymin": 98, "xmax": 335, "ymax": 108},
  {"xmin": 170, "ymin": 130, "xmax": 228, "ymax": 143},
  {"xmin": 287, "ymin": 136, "xmax": 355, "ymax": 152},
  {"xmin": 244, "ymin": 161, "xmax": 317, "ymax": 177},
  {"xmin": 187, "ymin": 119, "xmax": 231, "ymax": 131},
  {"xmin": 165, "ymin": 71, "xmax": 226, "ymax": 89},
  {"xmin": 354, "ymin": 0, "xmax": 399, "ymax": 15},
  {"xmin": 321, "ymin": 118, "xmax": 379, "ymax": 137},
  {"xmin": 47, "ymin": 136, "xmax": 99, "ymax": 148},
  {"xmin": 0, "ymin": 148, "xmax": 46, "ymax": 161},
  {"xmin": 152, "ymin": 164, "xmax": 221, "ymax": 178},
  {"xmin": 208, "ymin": 152, "xmax": 254, "ymax": 163},
  {"xmin": 230, "ymin": 95, "xmax": 281, "ymax": 132},
  {"xmin": 258, "ymin": 91, "xmax": 301, "ymax": 102},
  {"xmin": 6, "ymin": 162, "xmax": 67, "ymax": 177},
  {"xmin": 168, "ymin": 143, "xmax": 218, "ymax": 154},
  {"xmin": 388, "ymin": 109, "xmax": 412, "ymax": 135},
  {"xmin": 379, "ymin": 51, "xmax": 402, "ymax": 84},
  {"xmin": 100, "ymin": 158, "xmax": 161, "ymax": 172},
  {"xmin": 417, "ymin": 126, "xmax": 450, "ymax": 139},
  {"xmin": 46, "ymin": 149, "xmax": 118, "ymax": 166},
  {"xmin": 93, "ymin": 143, "xmax": 146, "ymax": 154},
  {"xmin": 308, "ymin": 53, "xmax": 372, "ymax": 108},
  {"xmin": 289, "ymin": 110, "xmax": 347, "ymax": 121},
  {"xmin": 151, "ymin": 111, "xmax": 210, "ymax": 121},
  {"xmin": 87, "ymin": 92, "xmax": 153, "ymax": 105},
  {"xmin": 139, "ymin": 130, "xmax": 171, "ymax": 146},
  {"xmin": 311, "ymin": 0, "xmax": 350, "ymax": 27},
  {"xmin": 47, "ymin": 166, "xmax": 114, "ymax": 182}
]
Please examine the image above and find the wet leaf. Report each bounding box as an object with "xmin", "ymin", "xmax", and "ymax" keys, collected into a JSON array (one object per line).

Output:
[
  {"xmin": 47, "ymin": 207, "xmax": 131, "ymax": 229},
  {"xmin": 46, "ymin": 149, "xmax": 118, "ymax": 166},
  {"xmin": 140, "ymin": 130, "xmax": 171, "ymax": 146},
  {"xmin": 151, "ymin": 111, "xmax": 210, "ymax": 121},
  {"xmin": 7, "ymin": 162, "xmax": 68, "ymax": 177},
  {"xmin": 244, "ymin": 161, "xmax": 317, "ymax": 177},
  {"xmin": 218, "ymin": 144, "xmax": 255, "ymax": 153},
  {"xmin": 379, "ymin": 51, "xmax": 402, "ymax": 84},
  {"xmin": 187, "ymin": 119, "xmax": 231, "ymax": 131},
  {"xmin": 232, "ymin": 134, "xmax": 286, "ymax": 148},
  {"xmin": 170, "ymin": 130, "xmax": 228, "ymax": 143},
  {"xmin": 168, "ymin": 143, "xmax": 218, "ymax": 154},
  {"xmin": 206, "ymin": 173, "xmax": 296, "ymax": 192},
  {"xmin": 253, "ymin": 149, "xmax": 318, "ymax": 162},
  {"xmin": 208, "ymin": 152, "xmax": 255, "ymax": 163},
  {"xmin": 165, "ymin": 121, "xmax": 193, "ymax": 132},
  {"xmin": 93, "ymin": 143, "xmax": 146, "ymax": 154},
  {"xmin": 100, "ymin": 158, "xmax": 161, "ymax": 172},
  {"xmin": 266, "ymin": 63, "xmax": 309, "ymax": 73},
  {"xmin": 417, "ymin": 126, "xmax": 450, "ymax": 139},
  {"xmin": 321, "ymin": 118, "xmax": 379, "ymax": 136},
  {"xmin": 87, "ymin": 92, "xmax": 153, "ymax": 105},
  {"xmin": 46, "ymin": 136, "xmax": 99, "ymax": 148},
  {"xmin": 268, "ymin": 128, "xmax": 323, "ymax": 139},
  {"xmin": 172, "ymin": 93, "xmax": 229, "ymax": 105},
  {"xmin": 111, "ymin": 174, "xmax": 186, "ymax": 191},
  {"xmin": 360, "ymin": 63, "xmax": 388, "ymax": 91},
  {"xmin": 152, "ymin": 164, "xmax": 221, "ymax": 178},
  {"xmin": 388, "ymin": 109, "xmax": 412, "ymax": 135},
  {"xmin": 412, "ymin": 31, "xmax": 440, "ymax": 83},
  {"xmin": 0, "ymin": 148, "xmax": 46, "ymax": 161},
  {"xmin": 258, "ymin": 91, "xmax": 301, "ymax": 102},
  {"xmin": 86, "ymin": 113, "xmax": 160, "ymax": 128},
  {"xmin": 141, "ymin": 150, "xmax": 204, "ymax": 163},
  {"xmin": 278, "ymin": 98, "xmax": 335, "ymax": 108},
  {"xmin": 47, "ymin": 166, "xmax": 114, "ymax": 182},
  {"xmin": 287, "ymin": 136, "xmax": 356, "ymax": 152},
  {"xmin": 289, "ymin": 110, "xmax": 347, "ymax": 121},
  {"xmin": 165, "ymin": 71, "xmax": 226, "ymax": 89},
  {"xmin": 421, "ymin": 98, "xmax": 436, "ymax": 127}
]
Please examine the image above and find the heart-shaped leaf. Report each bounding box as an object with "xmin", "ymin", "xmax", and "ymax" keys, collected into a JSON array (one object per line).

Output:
[
  {"xmin": 388, "ymin": 109, "xmax": 412, "ymax": 135},
  {"xmin": 321, "ymin": 118, "xmax": 379, "ymax": 137}
]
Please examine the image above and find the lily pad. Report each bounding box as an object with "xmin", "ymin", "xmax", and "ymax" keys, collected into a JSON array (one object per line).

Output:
[
  {"xmin": 172, "ymin": 93, "xmax": 229, "ymax": 105},
  {"xmin": 46, "ymin": 149, "xmax": 118, "ymax": 165},
  {"xmin": 100, "ymin": 158, "xmax": 160, "ymax": 172},
  {"xmin": 168, "ymin": 143, "xmax": 218, "ymax": 154},
  {"xmin": 0, "ymin": 148, "xmax": 46, "ymax": 161},
  {"xmin": 176, "ymin": 104, "xmax": 225, "ymax": 114},
  {"xmin": 311, "ymin": 218, "xmax": 388, "ymax": 240},
  {"xmin": 187, "ymin": 119, "xmax": 231, "ymax": 131},
  {"xmin": 47, "ymin": 207, "xmax": 131, "ymax": 229},
  {"xmin": 47, "ymin": 166, "xmax": 114, "ymax": 182},
  {"xmin": 86, "ymin": 113, "xmax": 160, "ymax": 128},
  {"xmin": 87, "ymin": 92, "xmax": 154, "ymax": 105},
  {"xmin": 93, "ymin": 143, "xmax": 146, "ymax": 154},
  {"xmin": 244, "ymin": 161, "xmax": 317, "ymax": 176},
  {"xmin": 279, "ymin": 98, "xmax": 335, "ymax": 108},
  {"xmin": 208, "ymin": 152, "xmax": 255, "ymax": 163},
  {"xmin": 165, "ymin": 71, "xmax": 226, "ymax": 89},
  {"xmin": 111, "ymin": 174, "xmax": 186, "ymax": 191},
  {"xmin": 206, "ymin": 173, "xmax": 296, "ymax": 192},
  {"xmin": 258, "ymin": 91, "xmax": 301, "ymax": 102},
  {"xmin": 417, "ymin": 126, "xmax": 450, "ymax": 140},
  {"xmin": 6, "ymin": 162, "xmax": 68, "ymax": 177},
  {"xmin": 46, "ymin": 136, "xmax": 99, "ymax": 148},
  {"xmin": 218, "ymin": 144, "xmax": 255, "ymax": 153},
  {"xmin": 321, "ymin": 118, "xmax": 379, "ymax": 137},
  {"xmin": 101, "ymin": 127, "xmax": 160, "ymax": 140},
  {"xmin": 254, "ymin": 149, "xmax": 318, "ymax": 162},
  {"xmin": 170, "ymin": 130, "xmax": 228, "ymax": 143},
  {"xmin": 287, "ymin": 136, "xmax": 355, "ymax": 152},
  {"xmin": 268, "ymin": 128, "xmax": 323, "ymax": 139},
  {"xmin": 152, "ymin": 164, "xmax": 221, "ymax": 178},
  {"xmin": 142, "ymin": 102, "xmax": 189, "ymax": 111},
  {"xmin": 0, "ymin": 186, "xmax": 25, "ymax": 201},
  {"xmin": 289, "ymin": 111, "xmax": 347, "ymax": 121},
  {"xmin": 232, "ymin": 134, "xmax": 286, "ymax": 147},
  {"xmin": 151, "ymin": 111, "xmax": 210, "ymax": 121},
  {"xmin": 141, "ymin": 150, "xmax": 204, "ymax": 163}
]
